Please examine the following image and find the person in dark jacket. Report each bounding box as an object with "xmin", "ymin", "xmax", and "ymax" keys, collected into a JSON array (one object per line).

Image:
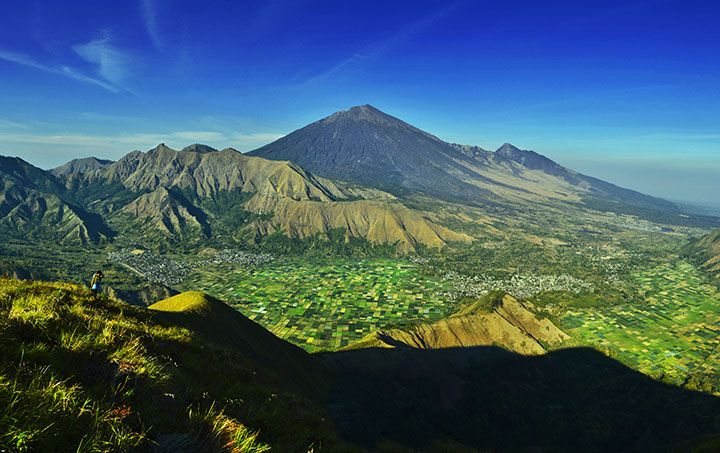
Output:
[{"xmin": 90, "ymin": 270, "xmax": 104, "ymax": 298}]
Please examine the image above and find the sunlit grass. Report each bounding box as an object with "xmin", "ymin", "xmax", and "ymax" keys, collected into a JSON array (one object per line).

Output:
[
  {"xmin": 188, "ymin": 402, "xmax": 271, "ymax": 453},
  {"xmin": 0, "ymin": 278, "xmax": 331, "ymax": 451}
]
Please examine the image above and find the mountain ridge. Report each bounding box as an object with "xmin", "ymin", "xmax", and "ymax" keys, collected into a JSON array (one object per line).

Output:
[
  {"xmin": 249, "ymin": 105, "xmax": 489, "ymax": 200},
  {"xmin": 28, "ymin": 144, "xmax": 468, "ymax": 251},
  {"xmin": 5, "ymin": 104, "xmax": 717, "ymax": 250},
  {"xmin": 346, "ymin": 293, "xmax": 569, "ymax": 354},
  {"xmin": 0, "ymin": 156, "xmax": 111, "ymax": 244},
  {"xmin": 249, "ymin": 105, "xmax": 680, "ymax": 215},
  {"xmin": 50, "ymin": 156, "xmax": 114, "ymax": 177},
  {"xmin": 687, "ymin": 229, "xmax": 720, "ymax": 283}
]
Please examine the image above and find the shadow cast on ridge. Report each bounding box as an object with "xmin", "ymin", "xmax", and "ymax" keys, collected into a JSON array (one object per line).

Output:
[{"xmin": 320, "ymin": 346, "xmax": 720, "ymax": 451}]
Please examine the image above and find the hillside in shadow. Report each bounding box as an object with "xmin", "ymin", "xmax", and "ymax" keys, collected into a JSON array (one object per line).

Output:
[{"xmin": 321, "ymin": 346, "xmax": 720, "ymax": 451}]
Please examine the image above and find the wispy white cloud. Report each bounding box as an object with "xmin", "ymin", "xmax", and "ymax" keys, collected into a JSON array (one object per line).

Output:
[
  {"xmin": 230, "ymin": 132, "xmax": 284, "ymax": 151},
  {"xmin": 195, "ymin": 114, "xmax": 294, "ymax": 133},
  {"xmin": 640, "ymin": 132, "xmax": 720, "ymax": 142},
  {"xmin": 303, "ymin": 2, "xmax": 461, "ymax": 86},
  {"xmin": 0, "ymin": 132, "xmax": 157, "ymax": 148},
  {"xmin": 0, "ymin": 131, "xmax": 221, "ymax": 148},
  {"xmin": 0, "ymin": 129, "xmax": 287, "ymax": 168},
  {"xmin": 173, "ymin": 131, "xmax": 226, "ymax": 141},
  {"xmin": 243, "ymin": 0, "xmax": 311, "ymax": 38},
  {"xmin": 140, "ymin": 0, "xmax": 163, "ymax": 49},
  {"xmin": 0, "ymin": 130, "xmax": 284, "ymax": 153},
  {"xmin": 0, "ymin": 118, "xmax": 29, "ymax": 129},
  {"xmin": 73, "ymin": 35, "xmax": 132, "ymax": 86},
  {"xmin": 74, "ymin": 112, "xmax": 140, "ymax": 122},
  {"xmin": 0, "ymin": 49, "xmax": 121, "ymax": 92},
  {"xmin": 302, "ymin": 52, "xmax": 369, "ymax": 87},
  {"xmin": 0, "ymin": 31, "xmax": 135, "ymax": 94}
]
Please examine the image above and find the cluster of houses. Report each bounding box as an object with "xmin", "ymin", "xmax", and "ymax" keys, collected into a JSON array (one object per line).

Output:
[
  {"xmin": 440, "ymin": 271, "xmax": 594, "ymax": 302},
  {"xmin": 107, "ymin": 249, "xmax": 274, "ymax": 286},
  {"xmin": 408, "ymin": 255, "xmax": 594, "ymax": 301}
]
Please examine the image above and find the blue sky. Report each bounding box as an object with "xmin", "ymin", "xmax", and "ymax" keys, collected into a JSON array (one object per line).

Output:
[{"xmin": 0, "ymin": 0, "xmax": 718, "ymax": 206}]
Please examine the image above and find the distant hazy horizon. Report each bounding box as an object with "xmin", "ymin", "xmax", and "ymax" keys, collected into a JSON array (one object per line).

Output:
[
  {"xmin": 4, "ymin": 120, "xmax": 717, "ymax": 213},
  {"xmin": 0, "ymin": 0, "xmax": 717, "ymax": 210}
]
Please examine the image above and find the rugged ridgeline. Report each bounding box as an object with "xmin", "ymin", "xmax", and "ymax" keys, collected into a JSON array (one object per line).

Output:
[
  {"xmin": 248, "ymin": 105, "xmax": 687, "ymax": 219},
  {"xmin": 347, "ymin": 293, "xmax": 568, "ymax": 354},
  {"xmin": 3, "ymin": 279, "xmax": 719, "ymax": 451},
  {"xmin": 0, "ymin": 156, "xmax": 111, "ymax": 244},
  {"xmin": 2, "ymin": 144, "xmax": 470, "ymax": 252},
  {"xmin": 49, "ymin": 156, "xmax": 114, "ymax": 177},
  {"xmin": 687, "ymin": 229, "xmax": 720, "ymax": 283},
  {"xmin": 4, "ymin": 104, "xmax": 716, "ymax": 250}
]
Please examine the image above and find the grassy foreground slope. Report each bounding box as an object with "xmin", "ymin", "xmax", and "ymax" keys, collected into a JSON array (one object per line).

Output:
[
  {"xmin": 3, "ymin": 278, "xmax": 720, "ymax": 451},
  {"xmin": 0, "ymin": 280, "xmax": 338, "ymax": 452}
]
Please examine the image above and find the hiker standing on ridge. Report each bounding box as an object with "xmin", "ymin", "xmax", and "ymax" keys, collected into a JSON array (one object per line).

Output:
[{"xmin": 90, "ymin": 270, "xmax": 104, "ymax": 298}]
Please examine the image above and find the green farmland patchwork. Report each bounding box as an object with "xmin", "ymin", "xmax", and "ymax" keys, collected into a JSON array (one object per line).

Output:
[
  {"xmin": 561, "ymin": 261, "xmax": 720, "ymax": 383},
  {"xmin": 181, "ymin": 254, "xmax": 720, "ymax": 388},
  {"xmin": 180, "ymin": 259, "xmax": 454, "ymax": 351}
]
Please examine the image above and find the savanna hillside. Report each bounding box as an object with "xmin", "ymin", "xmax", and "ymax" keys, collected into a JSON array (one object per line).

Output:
[
  {"xmin": 0, "ymin": 279, "xmax": 339, "ymax": 452},
  {"xmin": 3, "ymin": 279, "xmax": 720, "ymax": 452}
]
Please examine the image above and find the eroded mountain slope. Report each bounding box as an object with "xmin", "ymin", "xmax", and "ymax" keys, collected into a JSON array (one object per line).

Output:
[
  {"xmin": 57, "ymin": 144, "xmax": 467, "ymax": 250},
  {"xmin": 0, "ymin": 156, "xmax": 110, "ymax": 244},
  {"xmin": 688, "ymin": 229, "xmax": 720, "ymax": 282},
  {"xmin": 348, "ymin": 293, "xmax": 567, "ymax": 354}
]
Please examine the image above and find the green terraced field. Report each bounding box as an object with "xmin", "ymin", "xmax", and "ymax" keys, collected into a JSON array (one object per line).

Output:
[
  {"xmin": 180, "ymin": 258, "xmax": 455, "ymax": 351},
  {"xmin": 561, "ymin": 260, "xmax": 720, "ymax": 383},
  {"xmin": 181, "ymin": 253, "xmax": 720, "ymax": 387}
]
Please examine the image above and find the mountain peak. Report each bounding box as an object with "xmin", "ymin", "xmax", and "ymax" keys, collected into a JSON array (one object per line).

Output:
[
  {"xmin": 492, "ymin": 143, "xmax": 574, "ymax": 179},
  {"xmin": 150, "ymin": 143, "xmax": 177, "ymax": 154},
  {"xmin": 495, "ymin": 143, "xmax": 522, "ymax": 155},
  {"xmin": 248, "ymin": 107, "xmax": 678, "ymax": 213},
  {"xmin": 50, "ymin": 156, "xmax": 114, "ymax": 177},
  {"xmin": 182, "ymin": 144, "xmax": 218, "ymax": 154},
  {"xmin": 348, "ymin": 104, "xmax": 380, "ymax": 114},
  {"xmin": 322, "ymin": 104, "xmax": 398, "ymax": 125},
  {"xmin": 248, "ymin": 105, "xmax": 485, "ymax": 199}
]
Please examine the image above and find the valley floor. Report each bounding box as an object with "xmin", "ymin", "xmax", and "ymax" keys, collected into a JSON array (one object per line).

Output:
[
  {"xmin": 2, "ymin": 215, "xmax": 719, "ymax": 394},
  {"xmin": 177, "ymin": 254, "xmax": 719, "ymax": 393},
  {"xmin": 561, "ymin": 261, "xmax": 720, "ymax": 387},
  {"xmin": 179, "ymin": 258, "xmax": 455, "ymax": 351}
]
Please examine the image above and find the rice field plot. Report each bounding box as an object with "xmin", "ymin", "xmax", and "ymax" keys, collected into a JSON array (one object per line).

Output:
[
  {"xmin": 180, "ymin": 258, "xmax": 454, "ymax": 351},
  {"xmin": 561, "ymin": 260, "xmax": 720, "ymax": 383}
]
